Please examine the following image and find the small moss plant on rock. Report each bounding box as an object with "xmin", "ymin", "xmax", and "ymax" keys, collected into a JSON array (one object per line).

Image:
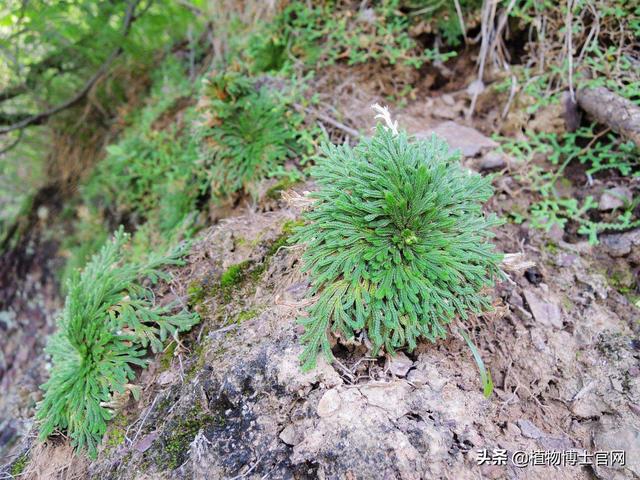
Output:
[
  {"xmin": 36, "ymin": 228, "xmax": 199, "ymax": 457},
  {"xmin": 293, "ymin": 105, "xmax": 503, "ymax": 378},
  {"xmin": 160, "ymin": 404, "xmax": 218, "ymax": 470},
  {"xmin": 10, "ymin": 453, "xmax": 29, "ymax": 476}
]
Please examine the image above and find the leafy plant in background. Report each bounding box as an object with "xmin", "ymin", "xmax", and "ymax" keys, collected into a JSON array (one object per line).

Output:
[
  {"xmin": 62, "ymin": 124, "xmax": 205, "ymax": 285},
  {"xmin": 61, "ymin": 58, "xmax": 206, "ymax": 285},
  {"xmin": 84, "ymin": 127, "xmax": 205, "ymax": 230},
  {"xmin": 37, "ymin": 228, "xmax": 199, "ymax": 457},
  {"xmin": 293, "ymin": 109, "xmax": 502, "ymax": 395},
  {"xmin": 196, "ymin": 70, "xmax": 308, "ymax": 200},
  {"xmin": 500, "ymin": 127, "xmax": 639, "ymax": 177},
  {"xmin": 246, "ymin": 0, "xmax": 440, "ymax": 73},
  {"xmin": 0, "ymin": 0, "xmax": 202, "ymax": 241},
  {"xmin": 530, "ymin": 197, "xmax": 640, "ymax": 245},
  {"xmin": 500, "ymin": 128, "xmax": 639, "ymax": 244},
  {"xmin": 0, "ymin": 0, "xmax": 199, "ymax": 138},
  {"xmin": 406, "ymin": 0, "xmax": 484, "ymax": 47}
]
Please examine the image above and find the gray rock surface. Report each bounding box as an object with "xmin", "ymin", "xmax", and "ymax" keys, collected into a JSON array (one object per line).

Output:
[
  {"xmin": 523, "ymin": 288, "xmax": 563, "ymax": 328},
  {"xmin": 416, "ymin": 121, "xmax": 498, "ymax": 157},
  {"xmin": 598, "ymin": 187, "xmax": 633, "ymax": 211},
  {"xmin": 478, "ymin": 151, "xmax": 507, "ymax": 171}
]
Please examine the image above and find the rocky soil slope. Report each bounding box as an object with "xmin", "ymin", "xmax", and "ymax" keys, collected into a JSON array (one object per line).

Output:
[{"xmin": 2, "ymin": 108, "xmax": 639, "ymax": 480}]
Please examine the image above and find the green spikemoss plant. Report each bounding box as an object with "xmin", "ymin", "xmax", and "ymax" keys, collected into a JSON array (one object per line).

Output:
[
  {"xmin": 196, "ymin": 70, "xmax": 303, "ymax": 201},
  {"xmin": 293, "ymin": 105, "xmax": 503, "ymax": 394},
  {"xmin": 36, "ymin": 228, "xmax": 199, "ymax": 457}
]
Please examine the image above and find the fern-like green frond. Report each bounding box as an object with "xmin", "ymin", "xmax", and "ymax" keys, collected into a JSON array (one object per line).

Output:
[
  {"xmin": 36, "ymin": 228, "xmax": 199, "ymax": 457},
  {"xmin": 195, "ymin": 71, "xmax": 303, "ymax": 201},
  {"xmin": 293, "ymin": 125, "xmax": 503, "ymax": 370}
]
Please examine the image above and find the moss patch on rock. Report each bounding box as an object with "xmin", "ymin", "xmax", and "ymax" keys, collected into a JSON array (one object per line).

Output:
[
  {"xmin": 159, "ymin": 341, "xmax": 177, "ymax": 371},
  {"xmin": 160, "ymin": 404, "xmax": 220, "ymax": 470},
  {"xmin": 187, "ymin": 281, "xmax": 206, "ymax": 306},
  {"xmin": 10, "ymin": 453, "xmax": 29, "ymax": 476},
  {"xmin": 267, "ymin": 219, "xmax": 304, "ymax": 257},
  {"xmin": 184, "ymin": 338, "xmax": 209, "ymax": 382},
  {"xmin": 236, "ymin": 308, "xmax": 260, "ymax": 323},
  {"xmin": 220, "ymin": 261, "xmax": 251, "ymax": 289},
  {"xmin": 186, "ymin": 218, "xmax": 304, "ymax": 310},
  {"xmin": 105, "ymin": 413, "xmax": 128, "ymax": 450}
]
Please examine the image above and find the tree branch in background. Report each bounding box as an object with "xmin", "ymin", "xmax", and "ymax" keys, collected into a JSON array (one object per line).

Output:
[
  {"xmin": 0, "ymin": 49, "xmax": 83, "ymax": 104},
  {"xmin": 0, "ymin": 129, "xmax": 24, "ymax": 156},
  {"xmin": 176, "ymin": 0, "xmax": 205, "ymax": 16},
  {"xmin": 0, "ymin": 0, "xmax": 142, "ymax": 136},
  {"xmin": 0, "ymin": 112, "xmax": 35, "ymax": 126},
  {"xmin": 577, "ymin": 86, "xmax": 640, "ymax": 148}
]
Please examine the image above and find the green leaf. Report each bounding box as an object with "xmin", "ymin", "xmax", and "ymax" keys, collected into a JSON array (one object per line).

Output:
[{"xmin": 458, "ymin": 328, "xmax": 493, "ymax": 398}]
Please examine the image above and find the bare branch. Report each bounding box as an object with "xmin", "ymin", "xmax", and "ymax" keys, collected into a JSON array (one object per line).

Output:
[
  {"xmin": 294, "ymin": 103, "xmax": 361, "ymax": 138},
  {"xmin": 577, "ymin": 86, "xmax": 640, "ymax": 147},
  {"xmin": 0, "ymin": 112, "xmax": 35, "ymax": 126},
  {"xmin": 176, "ymin": 0, "xmax": 204, "ymax": 16}
]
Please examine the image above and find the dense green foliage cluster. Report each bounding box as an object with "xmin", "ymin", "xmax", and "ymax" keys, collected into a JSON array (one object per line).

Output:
[
  {"xmin": 60, "ymin": 59, "xmax": 205, "ymax": 284},
  {"xmin": 247, "ymin": 0, "xmax": 473, "ymax": 73},
  {"xmin": 89, "ymin": 128, "xmax": 203, "ymax": 232},
  {"xmin": 2, "ymin": 0, "xmax": 634, "ymax": 462},
  {"xmin": 195, "ymin": 71, "xmax": 309, "ymax": 200},
  {"xmin": 248, "ymin": 0, "xmax": 427, "ymax": 70},
  {"xmin": 37, "ymin": 228, "xmax": 199, "ymax": 457},
  {"xmin": 0, "ymin": 0, "xmax": 202, "ymax": 232},
  {"xmin": 293, "ymin": 125, "xmax": 503, "ymax": 369},
  {"xmin": 61, "ymin": 61, "xmax": 315, "ymax": 288}
]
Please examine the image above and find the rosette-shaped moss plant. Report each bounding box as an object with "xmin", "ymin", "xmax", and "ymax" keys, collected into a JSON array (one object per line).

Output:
[
  {"xmin": 196, "ymin": 71, "xmax": 304, "ymax": 200},
  {"xmin": 293, "ymin": 116, "xmax": 503, "ymax": 371},
  {"xmin": 37, "ymin": 228, "xmax": 199, "ymax": 457}
]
